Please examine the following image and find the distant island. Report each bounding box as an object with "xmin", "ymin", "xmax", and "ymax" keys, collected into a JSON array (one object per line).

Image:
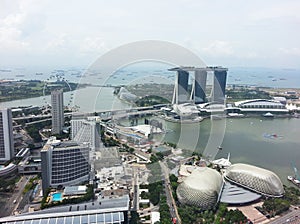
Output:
[
  {"xmin": 0, "ymin": 80, "xmax": 87, "ymax": 102},
  {"xmin": 116, "ymin": 83, "xmax": 299, "ymax": 106}
]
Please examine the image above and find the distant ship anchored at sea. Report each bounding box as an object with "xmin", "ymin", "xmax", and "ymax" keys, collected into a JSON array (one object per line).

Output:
[{"xmin": 36, "ymin": 72, "xmax": 43, "ymax": 75}]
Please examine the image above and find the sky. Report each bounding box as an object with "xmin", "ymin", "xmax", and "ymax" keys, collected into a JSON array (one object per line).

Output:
[{"xmin": 0, "ymin": 0, "xmax": 300, "ymax": 69}]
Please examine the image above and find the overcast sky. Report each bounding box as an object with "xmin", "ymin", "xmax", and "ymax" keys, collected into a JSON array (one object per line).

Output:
[{"xmin": 1, "ymin": 0, "xmax": 300, "ymax": 69}]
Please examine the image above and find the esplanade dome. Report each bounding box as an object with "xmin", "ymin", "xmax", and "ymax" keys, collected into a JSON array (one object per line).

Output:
[
  {"xmin": 176, "ymin": 167, "xmax": 223, "ymax": 209},
  {"xmin": 224, "ymin": 163, "xmax": 284, "ymax": 197}
]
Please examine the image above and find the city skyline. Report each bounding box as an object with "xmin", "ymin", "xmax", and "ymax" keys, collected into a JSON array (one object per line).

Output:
[
  {"xmin": 0, "ymin": 1, "xmax": 300, "ymax": 223},
  {"xmin": 0, "ymin": 0, "xmax": 300, "ymax": 69}
]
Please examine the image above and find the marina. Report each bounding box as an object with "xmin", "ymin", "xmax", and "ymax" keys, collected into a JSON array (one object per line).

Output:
[{"xmin": 1, "ymin": 84, "xmax": 300, "ymax": 186}]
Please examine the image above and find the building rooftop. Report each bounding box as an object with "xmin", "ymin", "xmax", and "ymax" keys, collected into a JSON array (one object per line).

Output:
[
  {"xmin": 64, "ymin": 185, "xmax": 87, "ymax": 195},
  {"xmin": 13, "ymin": 195, "xmax": 129, "ymax": 217},
  {"xmin": 127, "ymin": 124, "xmax": 162, "ymax": 137},
  {"xmin": 0, "ymin": 211, "xmax": 125, "ymax": 224},
  {"xmin": 220, "ymin": 181, "xmax": 262, "ymax": 204},
  {"xmin": 234, "ymin": 99, "xmax": 285, "ymax": 107},
  {"xmin": 168, "ymin": 66, "xmax": 228, "ymax": 72},
  {"xmin": 0, "ymin": 188, "xmax": 130, "ymax": 223},
  {"xmin": 42, "ymin": 137, "xmax": 87, "ymax": 151}
]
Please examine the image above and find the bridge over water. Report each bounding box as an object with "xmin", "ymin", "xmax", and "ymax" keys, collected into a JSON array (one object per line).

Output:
[{"xmin": 13, "ymin": 105, "xmax": 165, "ymax": 124}]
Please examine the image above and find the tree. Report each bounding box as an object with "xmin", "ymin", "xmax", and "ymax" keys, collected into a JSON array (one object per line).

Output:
[
  {"xmin": 262, "ymin": 198, "xmax": 290, "ymax": 216},
  {"xmin": 155, "ymin": 152, "xmax": 164, "ymax": 161},
  {"xmin": 129, "ymin": 147, "xmax": 135, "ymax": 153}
]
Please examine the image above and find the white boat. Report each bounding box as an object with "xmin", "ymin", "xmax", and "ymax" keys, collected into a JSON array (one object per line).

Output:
[
  {"xmin": 288, "ymin": 164, "xmax": 300, "ymax": 187},
  {"xmin": 288, "ymin": 176, "xmax": 300, "ymax": 186},
  {"xmin": 263, "ymin": 112, "xmax": 274, "ymax": 118},
  {"xmin": 227, "ymin": 113, "xmax": 244, "ymax": 118}
]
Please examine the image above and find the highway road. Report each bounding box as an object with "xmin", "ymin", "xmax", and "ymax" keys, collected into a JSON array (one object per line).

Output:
[
  {"xmin": 160, "ymin": 161, "xmax": 181, "ymax": 224},
  {"xmin": 12, "ymin": 107, "xmax": 159, "ymax": 121},
  {"xmin": 269, "ymin": 209, "xmax": 300, "ymax": 224},
  {"xmin": 132, "ymin": 166, "xmax": 139, "ymax": 211},
  {"xmin": 0, "ymin": 175, "xmax": 33, "ymax": 217},
  {"xmin": 13, "ymin": 113, "xmax": 72, "ymax": 121}
]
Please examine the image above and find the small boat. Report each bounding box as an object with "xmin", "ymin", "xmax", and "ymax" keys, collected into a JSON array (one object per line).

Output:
[
  {"xmin": 263, "ymin": 133, "xmax": 283, "ymax": 139},
  {"xmin": 288, "ymin": 164, "xmax": 300, "ymax": 187},
  {"xmin": 288, "ymin": 176, "xmax": 300, "ymax": 186},
  {"xmin": 263, "ymin": 112, "xmax": 274, "ymax": 118},
  {"xmin": 227, "ymin": 113, "xmax": 244, "ymax": 118}
]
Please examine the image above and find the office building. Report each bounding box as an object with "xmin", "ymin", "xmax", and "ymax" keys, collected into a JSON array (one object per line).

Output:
[
  {"xmin": 51, "ymin": 89, "xmax": 64, "ymax": 134},
  {"xmin": 41, "ymin": 137, "xmax": 90, "ymax": 195},
  {"xmin": 0, "ymin": 108, "xmax": 14, "ymax": 162}
]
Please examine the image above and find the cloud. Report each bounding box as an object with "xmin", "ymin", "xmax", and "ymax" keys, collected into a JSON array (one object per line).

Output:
[
  {"xmin": 0, "ymin": 0, "xmax": 46, "ymax": 53},
  {"xmin": 45, "ymin": 34, "xmax": 68, "ymax": 51},
  {"xmin": 79, "ymin": 37, "xmax": 109, "ymax": 54},
  {"xmin": 0, "ymin": 0, "xmax": 299, "ymax": 68},
  {"xmin": 0, "ymin": 24, "xmax": 29, "ymax": 51},
  {"xmin": 279, "ymin": 47, "xmax": 300, "ymax": 56},
  {"xmin": 249, "ymin": 1, "xmax": 300, "ymax": 22},
  {"xmin": 202, "ymin": 40, "xmax": 234, "ymax": 57}
]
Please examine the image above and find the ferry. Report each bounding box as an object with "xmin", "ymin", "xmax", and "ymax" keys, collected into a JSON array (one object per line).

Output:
[
  {"xmin": 287, "ymin": 176, "xmax": 300, "ymax": 186},
  {"xmin": 288, "ymin": 164, "xmax": 300, "ymax": 187}
]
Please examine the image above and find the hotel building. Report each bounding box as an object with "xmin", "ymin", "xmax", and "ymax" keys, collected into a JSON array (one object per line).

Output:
[
  {"xmin": 0, "ymin": 108, "xmax": 14, "ymax": 162},
  {"xmin": 51, "ymin": 89, "xmax": 64, "ymax": 134},
  {"xmin": 41, "ymin": 137, "xmax": 90, "ymax": 195}
]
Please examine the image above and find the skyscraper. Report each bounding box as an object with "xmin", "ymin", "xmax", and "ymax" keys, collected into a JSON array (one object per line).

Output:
[
  {"xmin": 193, "ymin": 69, "xmax": 207, "ymax": 104},
  {"xmin": 171, "ymin": 68, "xmax": 189, "ymax": 104},
  {"xmin": 170, "ymin": 66, "xmax": 228, "ymax": 106},
  {"xmin": 51, "ymin": 89, "xmax": 64, "ymax": 134},
  {"xmin": 211, "ymin": 68, "xmax": 228, "ymax": 104},
  {"xmin": 0, "ymin": 108, "xmax": 14, "ymax": 162}
]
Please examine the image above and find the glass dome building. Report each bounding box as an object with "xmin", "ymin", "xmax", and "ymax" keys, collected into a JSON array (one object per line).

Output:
[
  {"xmin": 224, "ymin": 163, "xmax": 284, "ymax": 197},
  {"xmin": 176, "ymin": 167, "xmax": 223, "ymax": 209}
]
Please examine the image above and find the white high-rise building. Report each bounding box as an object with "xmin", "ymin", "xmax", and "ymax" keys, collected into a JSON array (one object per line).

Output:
[
  {"xmin": 0, "ymin": 108, "xmax": 14, "ymax": 162},
  {"xmin": 51, "ymin": 89, "xmax": 64, "ymax": 134},
  {"xmin": 71, "ymin": 116, "xmax": 101, "ymax": 149},
  {"xmin": 41, "ymin": 137, "xmax": 90, "ymax": 195}
]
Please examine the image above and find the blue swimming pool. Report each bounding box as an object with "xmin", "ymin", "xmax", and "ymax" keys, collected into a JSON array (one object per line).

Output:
[{"xmin": 52, "ymin": 192, "xmax": 62, "ymax": 201}]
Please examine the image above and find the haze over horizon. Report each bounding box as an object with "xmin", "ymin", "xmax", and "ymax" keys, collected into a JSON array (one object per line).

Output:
[{"xmin": 1, "ymin": 0, "xmax": 300, "ymax": 69}]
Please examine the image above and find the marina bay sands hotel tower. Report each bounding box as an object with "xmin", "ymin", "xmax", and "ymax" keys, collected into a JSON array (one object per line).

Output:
[{"xmin": 170, "ymin": 66, "xmax": 228, "ymax": 105}]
